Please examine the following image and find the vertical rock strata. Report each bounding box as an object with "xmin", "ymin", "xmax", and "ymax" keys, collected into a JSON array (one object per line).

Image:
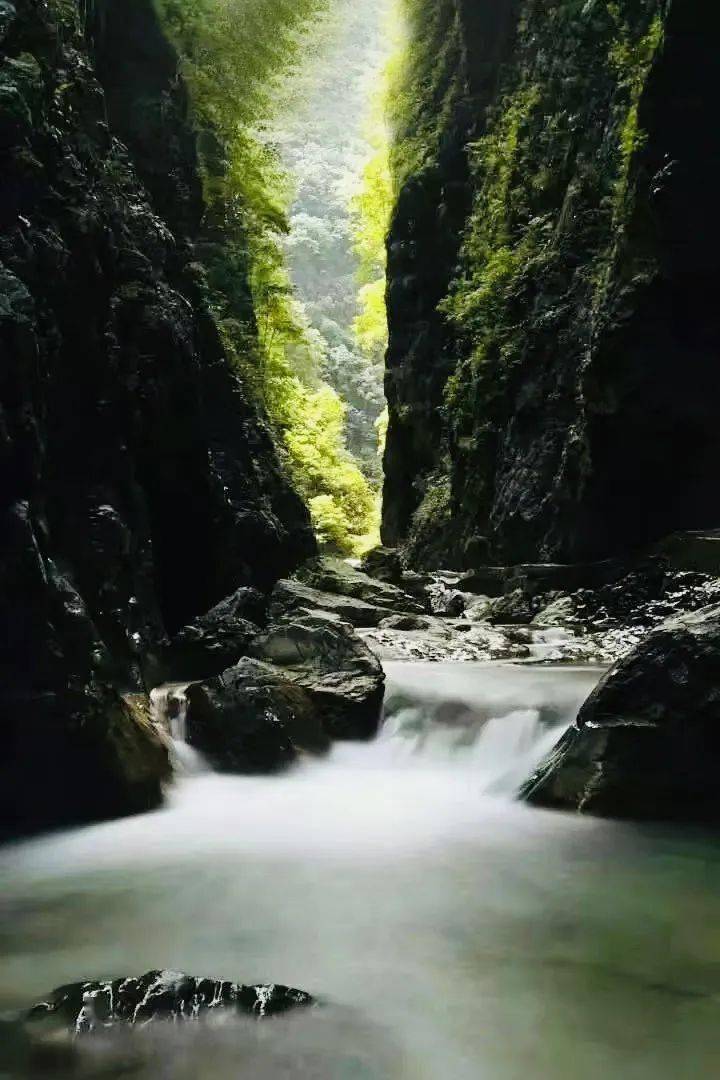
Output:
[
  {"xmin": 0, "ymin": 0, "xmax": 314, "ymax": 837},
  {"xmin": 383, "ymin": 0, "xmax": 720, "ymax": 568}
]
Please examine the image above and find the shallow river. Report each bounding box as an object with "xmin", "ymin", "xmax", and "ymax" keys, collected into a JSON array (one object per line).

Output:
[{"xmin": 2, "ymin": 662, "xmax": 720, "ymax": 1078}]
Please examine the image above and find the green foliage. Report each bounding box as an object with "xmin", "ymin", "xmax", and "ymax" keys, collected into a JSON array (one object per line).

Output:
[
  {"xmin": 350, "ymin": 79, "xmax": 393, "ymax": 368},
  {"xmin": 275, "ymin": 0, "xmax": 392, "ymax": 485},
  {"xmin": 440, "ymin": 0, "xmax": 665, "ymax": 425},
  {"xmin": 388, "ymin": 0, "xmax": 463, "ymax": 185},
  {"xmin": 269, "ymin": 380, "xmax": 378, "ymax": 553},
  {"xmin": 156, "ymin": 0, "xmax": 381, "ymax": 555},
  {"xmin": 405, "ymin": 471, "xmax": 452, "ymax": 553},
  {"xmin": 608, "ymin": 7, "xmax": 664, "ymax": 215}
]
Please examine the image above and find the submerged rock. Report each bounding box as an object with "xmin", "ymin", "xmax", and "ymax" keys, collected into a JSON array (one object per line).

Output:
[
  {"xmin": 522, "ymin": 604, "xmax": 720, "ymax": 822},
  {"xmin": 251, "ymin": 610, "xmax": 385, "ymax": 740},
  {"xmin": 185, "ymin": 657, "xmax": 328, "ymax": 772},
  {"xmin": 28, "ymin": 970, "xmax": 314, "ymax": 1032}
]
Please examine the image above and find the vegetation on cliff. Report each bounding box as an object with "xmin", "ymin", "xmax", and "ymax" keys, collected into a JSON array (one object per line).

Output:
[
  {"xmin": 156, "ymin": 0, "xmax": 385, "ymax": 554},
  {"xmin": 383, "ymin": 0, "xmax": 685, "ymax": 566},
  {"xmin": 274, "ymin": 0, "xmax": 393, "ymax": 489}
]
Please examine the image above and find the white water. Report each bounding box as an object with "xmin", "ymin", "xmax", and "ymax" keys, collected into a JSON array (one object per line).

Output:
[
  {"xmin": 150, "ymin": 682, "xmax": 207, "ymax": 775},
  {"xmin": 3, "ymin": 662, "xmax": 720, "ymax": 1078}
]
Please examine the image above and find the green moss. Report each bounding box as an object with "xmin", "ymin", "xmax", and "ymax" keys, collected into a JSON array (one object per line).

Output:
[
  {"xmin": 608, "ymin": 9, "xmax": 664, "ymax": 216},
  {"xmin": 405, "ymin": 471, "xmax": 452, "ymax": 552},
  {"xmin": 437, "ymin": 0, "xmax": 665, "ymax": 417},
  {"xmin": 388, "ymin": 0, "xmax": 463, "ymax": 187},
  {"xmin": 385, "ymin": 0, "xmax": 668, "ymax": 553}
]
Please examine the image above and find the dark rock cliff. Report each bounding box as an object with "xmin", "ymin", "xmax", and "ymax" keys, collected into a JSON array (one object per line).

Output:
[
  {"xmin": 383, "ymin": 0, "xmax": 720, "ymax": 569},
  {"xmin": 0, "ymin": 0, "xmax": 314, "ymax": 837}
]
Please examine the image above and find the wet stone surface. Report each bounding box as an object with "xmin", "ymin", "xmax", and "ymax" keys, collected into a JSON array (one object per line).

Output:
[{"xmin": 28, "ymin": 970, "xmax": 315, "ymax": 1033}]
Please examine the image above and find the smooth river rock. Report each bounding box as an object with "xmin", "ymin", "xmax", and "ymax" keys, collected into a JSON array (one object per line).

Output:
[
  {"xmin": 522, "ymin": 604, "xmax": 720, "ymax": 822},
  {"xmin": 360, "ymin": 545, "xmax": 403, "ymax": 583}
]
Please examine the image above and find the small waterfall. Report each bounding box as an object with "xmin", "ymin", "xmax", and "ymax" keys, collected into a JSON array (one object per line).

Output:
[
  {"xmin": 380, "ymin": 661, "xmax": 599, "ymax": 796},
  {"xmin": 379, "ymin": 702, "xmax": 567, "ymax": 796},
  {"xmin": 149, "ymin": 684, "xmax": 207, "ymax": 776}
]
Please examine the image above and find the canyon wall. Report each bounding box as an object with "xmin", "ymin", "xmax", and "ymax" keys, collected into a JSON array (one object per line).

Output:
[
  {"xmin": 383, "ymin": 0, "xmax": 720, "ymax": 568},
  {"xmin": 0, "ymin": 0, "xmax": 314, "ymax": 836}
]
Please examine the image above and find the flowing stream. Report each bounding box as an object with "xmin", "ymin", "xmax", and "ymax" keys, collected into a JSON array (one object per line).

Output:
[{"xmin": 2, "ymin": 662, "xmax": 720, "ymax": 1078}]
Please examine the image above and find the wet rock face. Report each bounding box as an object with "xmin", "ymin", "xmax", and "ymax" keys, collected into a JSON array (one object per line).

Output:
[
  {"xmin": 165, "ymin": 588, "xmax": 266, "ymax": 682},
  {"xmin": 251, "ymin": 610, "xmax": 386, "ymax": 740},
  {"xmin": 381, "ymin": 0, "xmax": 519, "ymax": 556},
  {"xmin": 0, "ymin": 0, "xmax": 312, "ymax": 836},
  {"xmin": 0, "ymin": 688, "xmax": 171, "ymax": 842},
  {"xmin": 522, "ymin": 604, "xmax": 720, "ymax": 822},
  {"xmin": 185, "ymin": 657, "xmax": 329, "ymax": 771},
  {"xmin": 383, "ymin": 0, "xmax": 720, "ymax": 568},
  {"xmin": 183, "ymin": 602, "xmax": 385, "ymax": 768},
  {"xmin": 28, "ymin": 970, "xmax": 314, "ymax": 1032}
]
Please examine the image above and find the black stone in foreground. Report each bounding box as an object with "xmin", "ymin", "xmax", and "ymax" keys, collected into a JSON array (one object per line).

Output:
[
  {"xmin": 28, "ymin": 971, "xmax": 314, "ymax": 1034},
  {"xmin": 521, "ymin": 604, "xmax": 720, "ymax": 823}
]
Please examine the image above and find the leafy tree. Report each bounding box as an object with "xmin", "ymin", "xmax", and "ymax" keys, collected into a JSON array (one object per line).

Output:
[{"xmin": 156, "ymin": 0, "xmax": 383, "ymax": 553}]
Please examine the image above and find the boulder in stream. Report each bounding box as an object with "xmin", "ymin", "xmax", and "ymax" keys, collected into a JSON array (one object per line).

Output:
[
  {"xmin": 28, "ymin": 970, "xmax": 314, "ymax": 1032},
  {"xmin": 522, "ymin": 604, "xmax": 720, "ymax": 821},
  {"xmin": 270, "ymin": 578, "xmax": 389, "ymax": 627},
  {"xmin": 360, "ymin": 545, "xmax": 403, "ymax": 583},
  {"xmin": 185, "ymin": 657, "xmax": 328, "ymax": 771},
  {"xmin": 294, "ymin": 556, "xmax": 425, "ymax": 615},
  {"xmin": 485, "ymin": 588, "xmax": 536, "ymax": 625},
  {"xmin": 251, "ymin": 610, "xmax": 385, "ymax": 739}
]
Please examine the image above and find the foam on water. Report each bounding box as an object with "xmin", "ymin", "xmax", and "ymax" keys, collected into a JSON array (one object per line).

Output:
[{"xmin": 3, "ymin": 662, "xmax": 720, "ymax": 1080}]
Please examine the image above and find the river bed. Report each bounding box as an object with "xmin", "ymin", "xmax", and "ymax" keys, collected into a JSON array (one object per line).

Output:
[{"xmin": 2, "ymin": 662, "xmax": 720, "ymax": 1078}]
